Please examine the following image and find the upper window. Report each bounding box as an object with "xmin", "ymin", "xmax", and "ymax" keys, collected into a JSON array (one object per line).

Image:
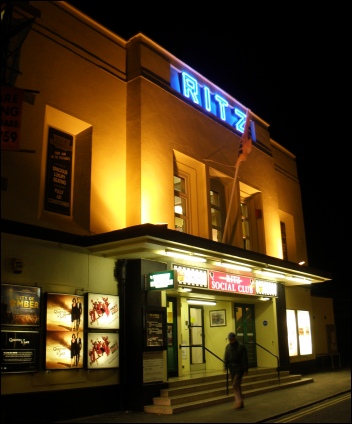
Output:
[
  {"xmin": 174, "ymin": 175, "xmax": 188, "ymax": 232},
  {"xmin": 280, "ymin": 221, "xmax": 288, "ymax": 260},
  {"xmin": 209, "ymin": 179, "xmax": 226, "ymax": 242},
  {"xmin": 241, "ymin": 201, "xmax": 251, "ymax": 250}
]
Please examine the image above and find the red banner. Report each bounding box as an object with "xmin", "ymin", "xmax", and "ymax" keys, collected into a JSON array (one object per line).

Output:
[{"xmin": 1, "ymin": 85, "xmax": 23, "ymax": 151}]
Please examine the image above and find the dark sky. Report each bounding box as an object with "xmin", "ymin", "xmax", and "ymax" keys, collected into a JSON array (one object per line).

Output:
[{"xmin": 67, "ymin": 2, "xmax": 348, "ymax": 297}]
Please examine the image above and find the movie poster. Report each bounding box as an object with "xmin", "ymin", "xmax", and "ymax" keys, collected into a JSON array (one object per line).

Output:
[
  {"xmin": 87, "ymin": 293, "xmax": 119, "ymax": 329},
  {"xmin": 46, "ymin": 293, "xmax": 84, "ymax": 332},
  {"xmin": 45, "ymin": 293, "xmax": 84, "ymax": 369},
  {"xmin": 87, "ymin": 332, "xmax": 119, "ymax": 369},
  {"xmin": 1, "ymin": 330, "xmax": 39, "ymax": 373},
  {"xmin": 45, "ymin": 330, "xmax": 84, "ymax": 370},
  {"xmin": 1, "ymin": 284, "xmax": 41, "ymax": 326}
]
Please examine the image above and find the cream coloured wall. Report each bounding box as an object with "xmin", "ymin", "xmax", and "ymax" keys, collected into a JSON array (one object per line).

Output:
[
  {"xmin": 311, "ymin": 296, "xmax": 336, "ymax": 354},
  {"xmin": 1, "ymin": 1, "xmax": 128, "ymax": 235},
  {"xmin": 1, "ymin": 233, "xmax": 118, "ymax": 395},
  {"xmin": 254, "ymin": 300, "xmax": 279, "ymax": 368}
]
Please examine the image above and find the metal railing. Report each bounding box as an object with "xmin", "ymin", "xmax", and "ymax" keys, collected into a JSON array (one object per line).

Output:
[
  {"xmin": 248, "ymin": 341, "xmax": 281, "ymax": 384},
  {"xmin": 180, "ymin": 344, "xmax": 230, "ymax": 394},
  {"xmin": 180, "ymin": 341, "xmax": 281, "ymax": 392}
]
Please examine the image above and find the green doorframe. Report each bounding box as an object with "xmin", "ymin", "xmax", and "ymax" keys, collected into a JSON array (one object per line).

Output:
[
  {"xmin": 166, "ymin": 296, "xmax": 178, "ymax": 377},
  {"xmin": 234, "ymin": 303, "xmax": 257, "ymax": 367}
]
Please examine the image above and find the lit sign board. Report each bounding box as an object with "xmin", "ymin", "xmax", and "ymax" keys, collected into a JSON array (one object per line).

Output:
[
  {"xmin": 255, "ymin": 280, "xmax": 277, "ymax": 297},
  {"xmin": 148, "ymin": 271, "xmax": 175, "ymax": 290},
  {"xmin": 209, "ymin": 271, "xmax": 255, "ymax": 294},
  {"xmin": 173, "ymin": 265, "xmax": 208, "ymax": 288},
  {"xmin": 170, "ymin": 68, "xmax": 253, "ymax": 135},
  {"xmin": 208, "ymin": 271, "xmax": 277, "ymax": 297}
]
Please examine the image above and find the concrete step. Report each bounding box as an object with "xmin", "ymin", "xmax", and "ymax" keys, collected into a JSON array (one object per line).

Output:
[
  {"xmin": 162, "ymin": 370, "xmax": 290, "ymax": 397},
  {"xmin": 144, "ymin": 372, "xmax": 314, "ymax": 415}
]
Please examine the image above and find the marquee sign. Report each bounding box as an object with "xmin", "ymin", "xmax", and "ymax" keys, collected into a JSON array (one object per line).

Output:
[
  {"xmin": 208, "ymin": 271, "xmax": 277, "ymax": 297},
  {"xmin": 170, "ymin": 68, "xmax": 256, "ymax": 139}
]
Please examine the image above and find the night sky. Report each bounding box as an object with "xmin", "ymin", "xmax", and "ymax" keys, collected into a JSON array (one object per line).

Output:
[{"xmin": 67, "ymin": 2, "xmax": 349, "ymax": 358}]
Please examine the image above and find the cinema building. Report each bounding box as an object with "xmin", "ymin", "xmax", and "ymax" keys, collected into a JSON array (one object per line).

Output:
[{"xmin": 1, "ymin": 1, "xmax": 336, "ymax": 422}]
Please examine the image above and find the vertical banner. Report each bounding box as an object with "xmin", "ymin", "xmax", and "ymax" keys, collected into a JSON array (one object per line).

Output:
[
  {"xmin": 1, "ymin": 85, "xmax": 23, "ymax": 151},
  {"xmin": 44, "ymin": 127, "xmax": 73, "ymax": 216}
]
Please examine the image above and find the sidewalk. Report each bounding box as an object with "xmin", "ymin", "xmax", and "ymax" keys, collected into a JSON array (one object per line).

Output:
[{"xmin": 56, "ymin": 367, "xmax": 351, "ymax": 423}]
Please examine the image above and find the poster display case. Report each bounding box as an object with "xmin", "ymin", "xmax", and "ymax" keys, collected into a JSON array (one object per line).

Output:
[
  {"xmin": 45, "ymin": 293, "xmax": 84, "ymax": 370},
  {"xmin": 1, "ymin": 330, "xmax": 39, "ymax": 373},
  {"xmin": 87, "ymin": 332, "xmax": 119, "ymax": 369},
  {"xmin": 144, "ymin": 306, "xmax": 167, "ymax": 351},
  {"xmin": 1, "ymin": 284, "xmax": 41, "ymax": 326},
  {"xmin": 86, "ymin": 293, "xmax": 119, "ymax": 330}
]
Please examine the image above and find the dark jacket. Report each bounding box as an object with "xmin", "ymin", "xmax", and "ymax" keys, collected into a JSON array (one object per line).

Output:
[{"xmin": 224, "ymin": 340, "xmax": 248, "ymax": 375}]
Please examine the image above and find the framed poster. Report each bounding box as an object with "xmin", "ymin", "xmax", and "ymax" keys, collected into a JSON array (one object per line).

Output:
[
  {"xmin": 1, "ymin": 284, "xmax": 41, "ymax": 326},
  {"xmin": 45, "ymin": 330, "xmax": 84, "ymax": 370},
  {"xmin": 144, "ymin": 307, "xmax": 166, "ymax": 351},
  {"xmin": 44, "ymin": 127, "xmax": 73, "ymax": 216},
  {"xmin": 87, "ymin": 332, "xmax": 119, "ymax": 369},
  {"xmin": 45, "ymin": 293, "xmax": 84, "ymax": 370},
  {"xmin": 46, "ymin": 293, "xmax": 84, "ymax": 332},
  {"xmin": 1, "ymin": 330, "xmax": 39, "ymax": 373},
  {"xmin": 209, "ymin": 309, "xmax": 226, "ymax": 327},
  {"xmin": 86, "ymin": 293, "xmax": 119, "ymax": 329}
]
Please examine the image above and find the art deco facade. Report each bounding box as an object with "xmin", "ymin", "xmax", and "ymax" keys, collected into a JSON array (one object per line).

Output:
[{"xmin": 1, "ymin": 2, "xmax": 334, "ymax": 421}]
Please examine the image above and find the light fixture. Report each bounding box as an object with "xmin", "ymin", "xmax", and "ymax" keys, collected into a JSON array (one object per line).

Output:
[
  {"xmin": 286, "ymin": 276, "xmax": 311, "ymax": 284},
  {"xmin": 178, "ymin": 287, "xmax": 192, "ymax": 292},
  {"xmin": 163, "ymin": 250, "xmax": 207, "ymax": 263},
  {"xmin": 298, "ymin": 261, "xmax": 305, "ymax": 265},
  {"xmin": 187, "ymin": 299, "xmax": 216, "ymax": 305},
  {"xmin": 214, "ymin": 261, "xmax": 252, "ymax": 272},
  {"xmin": 255, "ymin": 270, "xmax": 286, "ymax": 279},
  {"xmin": 259, "ymin": 297, "xmax": 271, "ymax": 301}
]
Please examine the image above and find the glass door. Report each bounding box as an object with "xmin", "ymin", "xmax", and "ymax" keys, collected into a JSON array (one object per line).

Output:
[{"xmin": 189, "ymin": 306, "xmax": 205, "ymax": 371}]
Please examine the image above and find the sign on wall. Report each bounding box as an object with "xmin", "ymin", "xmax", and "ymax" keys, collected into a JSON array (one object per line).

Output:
[
  {"xmin": 45, "ymin": 293, "xmax": 84, "ymax": 370},
  {"xmin": 148, "ymin": 271, "xmax": 175, "ymax": 290},
  {"xmin": 87, "ymin": 332, "xmax": 119, "ymax": 369},
  {"xmin": 86, "ymin": 293, "xmax": 119, "ymax": 329},
  {"xmin": 1, "ymin": 85, "xmax": 23, "ymax": 151},
  {"xmin": 1, "ymin": 284, "xmax": 41, "ymax": 326},
  {"xmin": 1, "ymin": 330, "xmax": 39, "ymax": 373},
  {"xmin": 44, "ymin": 127, "xmax": 73, "ymax": 216}
]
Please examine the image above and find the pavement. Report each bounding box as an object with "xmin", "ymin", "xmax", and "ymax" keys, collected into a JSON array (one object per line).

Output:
[{"xmin": 56, "ymin": 367, "xmax": 351, "ymax": 423}]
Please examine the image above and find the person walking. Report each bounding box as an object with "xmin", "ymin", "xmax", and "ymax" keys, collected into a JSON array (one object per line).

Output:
[{"xmin": 224, "ymin": 332, "xmax": 248, "ymax": 409}]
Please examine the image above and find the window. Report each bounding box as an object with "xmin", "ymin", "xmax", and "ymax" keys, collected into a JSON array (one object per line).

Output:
[
  {"xmin": 241, "ymin": 201, "xmax": 251, "ymax": 250},
  {"xmin": 280, "ymin": 221, "xmax": 288, "ymax": 260},
  {"xmin": 209, "ymin": 179, "xmax": 226, "ymax": 242},
  {"xmin": 174, "ymin": 175, "xmax": 188, "ymax": 232}
]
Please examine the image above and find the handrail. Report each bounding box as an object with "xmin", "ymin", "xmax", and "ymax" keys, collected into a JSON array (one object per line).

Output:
[
  {"xmin": 180, "ymin": 344, "xmax": 229, "ymax": 395},
  {"xmin": 247, "ymin": 341, "xmax": 280, "ymax": 384},
  {"xmin": 180, "ymin": 342, "xmax": 281, "ymax": 390}
]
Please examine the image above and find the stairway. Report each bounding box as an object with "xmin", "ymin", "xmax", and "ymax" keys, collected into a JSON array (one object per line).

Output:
[{"xmin": 144, "ymin": 367, "xmax": 314, "ymax": 415}]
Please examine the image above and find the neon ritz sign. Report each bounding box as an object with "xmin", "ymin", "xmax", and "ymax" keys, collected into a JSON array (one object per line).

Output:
[{"xmin": 170, "ymin": 68, "xmax": 247, "ymax": 134}]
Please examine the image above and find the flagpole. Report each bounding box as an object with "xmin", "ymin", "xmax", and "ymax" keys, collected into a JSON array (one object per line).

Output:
[
  {"xmin": 222, "ymin": 158, "xmax": 241, "ymax": 244},
  {"xmin": 222, "ymin": 109, "xmax": 252, "ymax": 244}
]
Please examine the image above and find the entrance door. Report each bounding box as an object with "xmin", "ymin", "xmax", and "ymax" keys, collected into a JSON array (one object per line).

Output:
[
  {"xmin": 167, "ymin": 297, "xmax": 178, "ymax": 377},
  {"xmin": 234, "ymin": 304, "xmax": 257, "ymax": 367},
  {"xmin": 189, "ymin": 306, "xmax": 205, "ymax": 371}
]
